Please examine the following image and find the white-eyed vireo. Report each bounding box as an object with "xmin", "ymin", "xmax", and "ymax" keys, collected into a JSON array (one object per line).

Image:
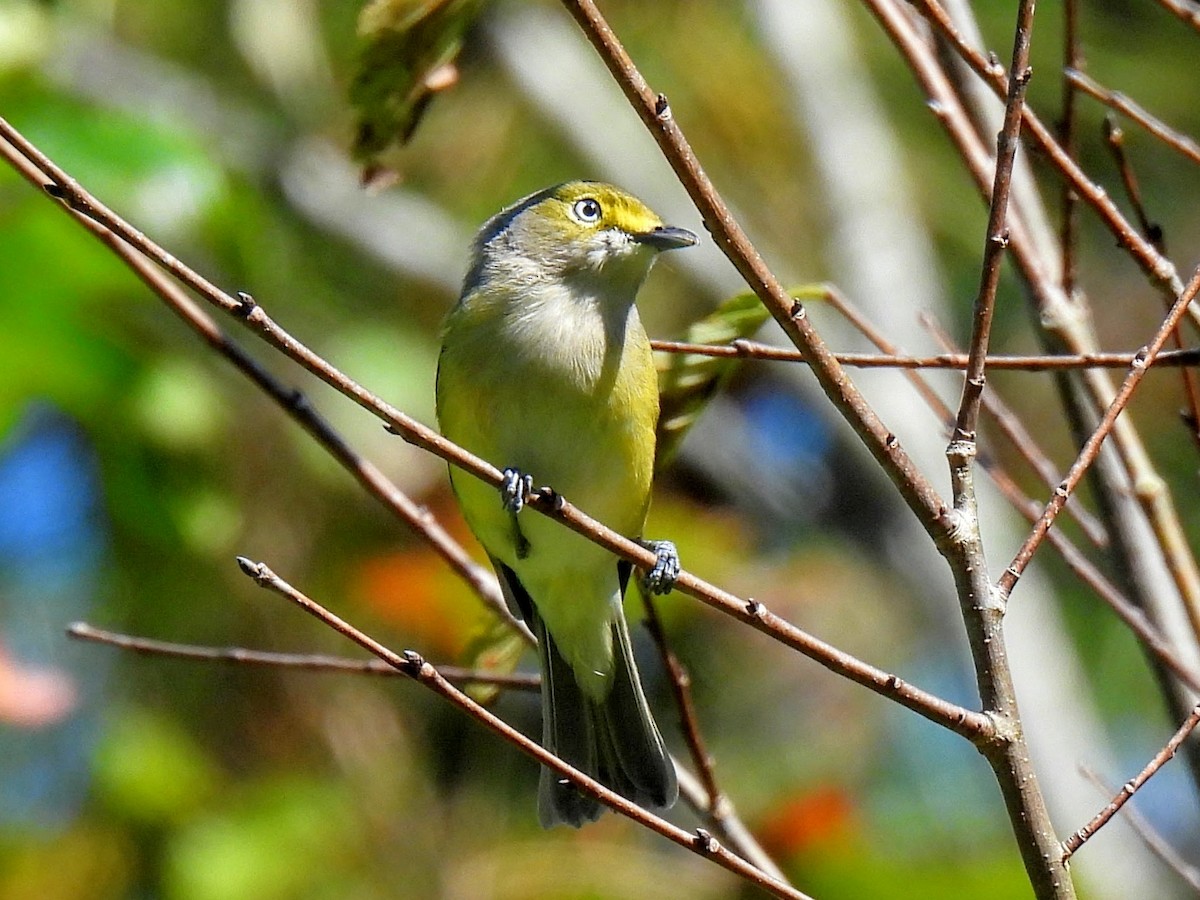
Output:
[{"xmin": 436, "ymin": 181, "xmax": 696, "ymax": 826}]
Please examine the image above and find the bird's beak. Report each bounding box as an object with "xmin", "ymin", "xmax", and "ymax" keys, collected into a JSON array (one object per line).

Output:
[{"xmin": 634, "ymin": 225, "xmax": 699, "ymax": 251}]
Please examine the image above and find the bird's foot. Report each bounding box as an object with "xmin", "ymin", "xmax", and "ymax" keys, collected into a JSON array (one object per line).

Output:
[
  {"xmin": 501, "ymin": 468, "xmax": 534, "ymax": 514},
  {"xmin": 641, "ymin": 539, "xmax": 680, "ymax": 595}
]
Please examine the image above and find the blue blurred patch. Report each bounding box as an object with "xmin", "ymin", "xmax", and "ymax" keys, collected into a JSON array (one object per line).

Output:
[
  {"xmin": 0, "ymin": 404, "xmax": 108, "ymax": 828},
  {"xmin": 741, "ymin": 383, "xmax": 831, "ymax": 468}
]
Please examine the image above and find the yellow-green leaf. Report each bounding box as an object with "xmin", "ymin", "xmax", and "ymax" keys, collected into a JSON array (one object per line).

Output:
[
  {"xmin": 458, "ymin": 617, "xmax": 528, "ymax": 705},
  {"xmin": 349, "ymin": 0, "xmax": 489, "ymax": 177},
  {"xmin": 654, "ymin": 291, "xmax": 771, "ymax": 469}
]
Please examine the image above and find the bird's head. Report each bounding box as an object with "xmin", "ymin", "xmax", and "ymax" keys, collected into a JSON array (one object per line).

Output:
[{"xmin": 467, "ymin": 181, "xmax": 697, "ymax": 293}]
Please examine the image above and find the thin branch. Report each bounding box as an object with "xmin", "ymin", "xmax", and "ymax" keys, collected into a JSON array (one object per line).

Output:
[
  {"xmin": 999, "ymin": 266, "xmax": 1200, "ymax": 596},
  {"xmin": 951, "ymin": 0, "xmax": 1034, "ymax": 445},
  {"xmin": 1102, "ymin": 115, "xmax": 1200, "ymax": 451},
  {"xmin": 1102, "ymin": 116, "xmax": 1164, "ymax": 251},
  {"xmin": 1062, "ymin": 703, "xmax": 1200, "ymax": 857},
  {"xmin": 913, "ymin": 319, "xmax": 1200, "ymax": 693},
  {"xmin": 68, "ymin": 619, "xmax": 784, "ymax": 874},
  {"xmin": 919, "ymin": 313, "xmax": 1108, "ymax": 548},
  {"xmin": 828, "ymin": 279, "xmax": 1200, "ymax": 698},
  {"xmin": 640, "ymin": 593, "xmax": 787, "ymax": 883},
  {"xmin": 1078, "ymin": 766, "xmax": 1200, "ymax": 892},
  {"xmin": 65, "ymin": 622, "xmax": 540, "ymax": 689},
  {"xmin": 1151, "ymin": 0, "xmax": 1200, "ymax": 33},
  {"xmin": 819, "ymin": 282, "xmax": 1110, "ymax": 550},
  {"xmin": 0, "ymin": 113, "xmax": 997, "ymax": 880},
  {"xmin": 233, "ymin": 557, "xmax": 811, "ymax": 900},
  {"xmin": 934, "ymin": 5, "xmax": 1076, "ymax": 897},
  {"xmin": 641, "ymin": 593, "xmax": 721, "ymax": 806},
  {"xmin": 1059, "ymin": 0, "xmax": 1082, "ymax": 295},
  {"xmin": 568, "ymin": 2, "xmax": 1069, "ymax": 895},
  {"xmin": 0, "ymin": 109, "xmax": 993, "ymax": 743},
  {"xmin": 911, "ymin": 0, "xmax": 1186, "ymax": 305},
  {"xmin": 651, "ymin": 339, "xmax": 1200, "ymax": 371},
  {"xmin": 871, "ymin": 0, "xmax": 1200, "ymax": 658},
  {"xmin": 1066, "ymin": 68, "xmax": 1200, "ymax": 166}
]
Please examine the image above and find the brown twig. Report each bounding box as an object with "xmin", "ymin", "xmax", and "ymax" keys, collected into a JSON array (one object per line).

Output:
[
  {"xmin": 638, "ymin": 593, "xmax": 787, "ymax": 882},
  {"xmin": 640, "ymin": 593, "xmax": 720, "ymax": 806},
  {"xmin": 910, "ymin": 319, "xmax": 1200, "ymax": 692},
  {"xmin": 650, "ymin": 339, "xmax": 1200, "ymax": 371},
  {"xmin": 567, "ymin": 1, "xmax": 1071, "ymax": 895},
  {"xmin": 66, "ymin": 622, "xmax": 540, "ymax": 690},
  {"xmin": 1067, "ymin": 68, "xmax": 1200, "ymax": 166},
  {"xmin": 831, "ymin": 287, "xmax": 1200, "ymax": 696},
  {"xmin": 1078, "ymin": 766, "xmax": 1200, "ymax": 891},
  {"xmin": 233, "ymin": 557, "xmax": 811, "ymax": 900},
  {"xmin": 951, "ymin": 0, "xmax": 1033, "ymax": 447},
  {"xmin": 1062, "ymin": 703, "xmax": 1200, "ymax": 857},
  {"xmin": 0, "ymin": 114, "xmax": 996, "ymax": 885},
  {"xmin": 867, "ymin": 1, "xmax": 1200, "ymax": 660},
  {"xmin": 900, "ymin": 0, "xmax": 1200, "ymax": 698},
  {"xmin": 1102, "ymin": 115, "xmax": 1200, "ymax": 451},
  {"xmin": 911, "ymin": 0, "xmax": 1186, "ymax": 304},
  {"xmin": 1058, "ymin": 0, "xmax": 1082, "ymax": 295},
  {"xmin": 0, "ymin": 119, "xmax": 519, "ymax": 637},
  {"xmin": 933, "ymin": 5, "xmax": 1076, "ymax": 896},
  {"xmin": 919, "ymin": 314, "xmax": 1108, "ymax": 548},
  {"xmin": 1102, "ymin": 116, "xmax": 1164, "ymax": 251},
  {"xmin": 999, "ymin": 266, "xmax": 1200, "ymax": 597},
  {"xmin": 1151, "ymin": 0, "xmax": 1200, "ymax": 33}
]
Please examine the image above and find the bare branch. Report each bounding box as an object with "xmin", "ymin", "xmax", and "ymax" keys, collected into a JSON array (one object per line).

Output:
[
  {"xmin": 1151, "ymin": 0, "xmax": 1200, "ymax": 33},
  {"xmin": 233, "ymin": 557, "xmax": 811, "ymax": 900},
  {"xmin": 951, "ymin": 0, "xmax": 1034, "ymax": 445},
  {"xmin": 568, "ymin": 2, "xmax": 1073, "ymax": 895},
  {"xmin": 1078, "ymin": 766, "xmax": 1200, "ymax": 891},
  {"xmin": 999, "ymin": 267, "xmax": 1200, "ymax": 596},
  {"xmin": 640, "ymin": 593, "xmax": 788, "ymax": 882},
  {"xmin": 1102, "ymin": 117, "xmax": 1164, "ymax": 251},
  {"xmin": 1069, "ymin": 69, "xmax": 1200, "ymax": 168},
  {"xmin": 651, "ymin": 339, "xmax": 1200, "ymax": 371},
  {"xmin": 911, "ymin": 0, "xmax": 1186, "ymax": 303},
  {"xmin": 641, "ymin": 593, "xmax": 720, "ymax": 806},
  {"xmin": 1058, "ymin": 0, "xmax": 1083, "ymax": 295},
  {"xmin": 66, "ymin": 622, "xmax": 540, "ymax": 689},
  {"xmin": 1063, "ymin": 704, "xmax": 1200, "ymax": 857},
  {"xmin": 0, "ymin": 117, "xmax": 519, "ymax": 637},
  {"xmin": 920, "ymin": 314, "xmax": 1106, "ymax": 548}
]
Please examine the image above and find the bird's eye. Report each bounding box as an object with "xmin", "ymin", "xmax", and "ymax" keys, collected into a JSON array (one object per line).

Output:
[{"xmin": 572, "ymin": 198, "xmax": 602, "ymax": 223}]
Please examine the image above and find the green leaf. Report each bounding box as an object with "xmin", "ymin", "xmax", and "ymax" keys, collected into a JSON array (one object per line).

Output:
[
  {"xmin": 654, "ymin": 291, "xmax": 771, "ymax": 469},
  {"xmin": 458, "ymin": 617, "xmax": 528, "ymax": 705},
  {"xmin": 92, "ymin": 707, "xmax": 219, "ymax": 824},
  {"xmin": 349, "ymin": 0, "xmax": 490, "ymax": 177}
]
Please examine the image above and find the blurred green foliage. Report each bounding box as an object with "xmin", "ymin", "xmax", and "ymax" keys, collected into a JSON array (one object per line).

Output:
[{"xmin": 2, "ymin": 1, "xmax": 1199, "ymax": 898}]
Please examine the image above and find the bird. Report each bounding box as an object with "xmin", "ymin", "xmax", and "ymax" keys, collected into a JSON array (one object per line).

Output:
[{"xmin": 435, "ymin": 181, "xmax": 696, "ymax": 826}]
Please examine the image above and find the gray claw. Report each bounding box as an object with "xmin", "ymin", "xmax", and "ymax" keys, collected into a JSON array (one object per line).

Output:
[
  {"xmin": 501, "ymin": 468, "xmax": 533, "ymax": 514},
  {"xmin": 642, "ymin": 539, "xmax": 680, "ymax": 594}
]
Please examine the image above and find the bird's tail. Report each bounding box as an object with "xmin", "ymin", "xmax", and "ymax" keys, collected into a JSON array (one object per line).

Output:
[{"xmin": 531, "ymin": 604, "xmax": 678, "ymax": 828}]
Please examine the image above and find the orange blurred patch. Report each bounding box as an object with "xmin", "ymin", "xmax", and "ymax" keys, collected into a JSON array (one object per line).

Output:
[
  {"xmin": 354, "ymin": 492, "xmax": 489, "ymax": 659},
  {"xmin": 356, "ymin": 549, "xmax": 460, "ymax": 655},
  {"xmin": 756, "ymin": 785, "xmax": 857, "ymax": 859}
]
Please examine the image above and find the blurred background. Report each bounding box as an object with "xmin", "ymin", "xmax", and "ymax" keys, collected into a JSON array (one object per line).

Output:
[{"xmin": 2, "ymin": 0, "xmax": 1200, "ymax": 897}]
